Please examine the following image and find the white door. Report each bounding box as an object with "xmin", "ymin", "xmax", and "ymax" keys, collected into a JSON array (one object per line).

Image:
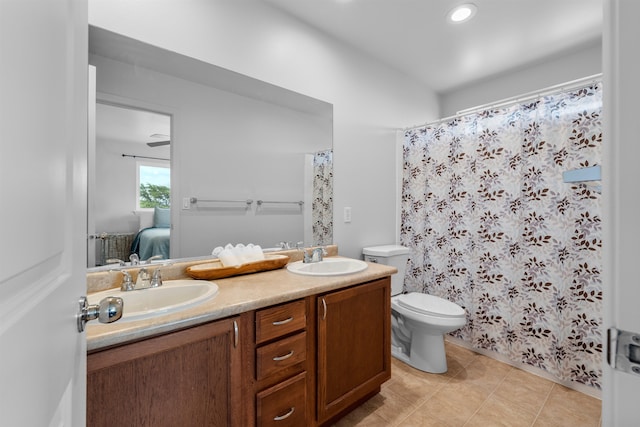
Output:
[
  {"xmin": 0, "ymin": 0, "xmax": 88, "ymax": 426},
  {"xmin": 602, "ymin": 0, "xmax": 640, "ymax": 425}
]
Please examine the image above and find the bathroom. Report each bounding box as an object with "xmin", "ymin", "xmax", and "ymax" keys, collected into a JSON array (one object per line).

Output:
[
  {"xmin": 3, "ymin": 0, "xmax": 638, "ymax": 425},
  {"xmin": 85, "ymin": 0, "xmax": 603, "ymax": 423}
]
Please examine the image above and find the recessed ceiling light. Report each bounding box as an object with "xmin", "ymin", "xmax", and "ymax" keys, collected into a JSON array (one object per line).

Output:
[{"xmin": 448, "ymin": 3, "xmax": 477, "ymax": 23}]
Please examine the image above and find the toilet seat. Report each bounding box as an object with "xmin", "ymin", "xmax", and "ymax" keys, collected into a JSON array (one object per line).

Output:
[{"xmin": 396, "ymin": 293, "xmax": 465, "ymax": 318}]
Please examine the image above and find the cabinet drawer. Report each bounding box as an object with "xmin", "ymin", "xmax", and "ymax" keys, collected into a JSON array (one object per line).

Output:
[
  {"xmin": 256, "ymin": 332, "xmax": 306, "ymax": 381},
  {"xmin": 256, "ymin": 300, "xmax": 306, "ymax": 344},
  {"xmin": 256, "ymin": 372, "xmax": 307, "ymax": 427}
]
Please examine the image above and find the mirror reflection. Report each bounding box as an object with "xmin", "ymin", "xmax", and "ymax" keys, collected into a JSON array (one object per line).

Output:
[
  {"xmin": 89, "ymin": 103, "xmax": 172, "ymax": 268},
  {"xmin": 88, "ymin": 27, "xmax": 333, "ymax": 270}
]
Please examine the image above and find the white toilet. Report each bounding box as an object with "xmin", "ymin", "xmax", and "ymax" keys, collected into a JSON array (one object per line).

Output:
[{"xmin": 363, "ymin": 245, "xmax": 467, "ymax": 374}]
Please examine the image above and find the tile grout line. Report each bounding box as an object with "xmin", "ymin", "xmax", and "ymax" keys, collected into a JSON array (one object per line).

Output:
[
  {"xmin": 382, "ymin": 376, "xmax": 431, "ymax": 427},
  {"xmin": 460, "ymin": 365, "xmax": 513, "ymax": 427},
  {"xmin": 529, "ymin": 382, "xmax": 557, "ymax": 426},
  {"xmin": 398, "ymin": 366, "xmax": 454, "ymax": 426},
  {"xmin": 388, "ymin": 354, "xmax": 462, "ymax": 426}
]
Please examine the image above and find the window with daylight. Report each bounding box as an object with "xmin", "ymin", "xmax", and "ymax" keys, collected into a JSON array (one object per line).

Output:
[{"xmin": 137, "ymin": 160, "xmax": 170, "ymax": 210}]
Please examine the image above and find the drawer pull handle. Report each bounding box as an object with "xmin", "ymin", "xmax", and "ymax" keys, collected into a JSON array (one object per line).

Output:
[
  {"xmin": 272, "ymin": 316, "xmax": 293, "ymax": 326},
  {"xmin": 233, "ymin": 320, "xmax": 238, "ymax": 348},
  {"xmin": 273, "ymin": 407, "xmax": 295, "ymax": 421},
  {"xmin": 272, "ymin": 350, "xmax": 294, "ymax": 361}
]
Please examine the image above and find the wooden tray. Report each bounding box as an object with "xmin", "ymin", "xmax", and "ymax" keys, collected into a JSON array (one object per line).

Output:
[{"xmin": 186, "ymin": 254, "xmax": 290, "ymax": 280}]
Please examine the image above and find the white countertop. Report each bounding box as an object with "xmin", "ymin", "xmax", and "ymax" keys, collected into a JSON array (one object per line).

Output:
[{"xmin": 86, "ymin": 257, "xmax": 396, "ymax": 352}]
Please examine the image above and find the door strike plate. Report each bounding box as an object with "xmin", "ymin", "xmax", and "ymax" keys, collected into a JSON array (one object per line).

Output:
[{"xmin": 608, "ymin": 327, "xmax": 640, "ymax": 376}]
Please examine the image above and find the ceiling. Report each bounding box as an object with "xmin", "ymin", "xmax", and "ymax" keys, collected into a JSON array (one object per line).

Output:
[
  {"xmin": 95, "ymin": 1, "xmax": 603, "ymax": 144},
  {"xmin": 263, "ymin": 0, "xmax": 603, "ymax": 93},
  {"xmin": 96, "ymin": 103, "xmax": 170, "ymax": 147}
]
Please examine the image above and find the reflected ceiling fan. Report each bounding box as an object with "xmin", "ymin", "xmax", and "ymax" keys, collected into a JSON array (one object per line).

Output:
[{"xmin": 146, "ymin": 133, "xmax": 170, "ymax": 147}]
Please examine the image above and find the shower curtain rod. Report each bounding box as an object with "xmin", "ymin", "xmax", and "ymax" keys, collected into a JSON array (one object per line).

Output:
[{"xmin": 402, "ymin": 73, "xmax": 603, "ymax": 132}]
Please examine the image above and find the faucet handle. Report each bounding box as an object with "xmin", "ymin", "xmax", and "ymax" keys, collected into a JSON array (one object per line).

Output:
[
  {"xmin": 129, "ymin": 253, "xmax": 140, "ymax": 266},
  {"xmin": 120, "ymin": 271, "xmax": 134, "ymax": 291},
  {"xmin": 150, "ymin": 268, "xmax": 163, "ymax": 288},
  {"xmin": 312, "ymin": 247, "xmax": 326, "ymax": 262}
]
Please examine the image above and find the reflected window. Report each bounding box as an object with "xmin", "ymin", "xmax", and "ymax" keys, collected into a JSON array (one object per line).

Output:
[{"xmin": 137, "ymin": 160, "xmax": 170, "ymax": 209}]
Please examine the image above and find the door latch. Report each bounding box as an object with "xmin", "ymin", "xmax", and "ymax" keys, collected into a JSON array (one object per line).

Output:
[
  {"xmin": 608, "ymin": 327, "xmax": 640, "ymax": 376},
  {"xmin": 77, "ymin": 296, "xmax": 123, "ymax": 333}
]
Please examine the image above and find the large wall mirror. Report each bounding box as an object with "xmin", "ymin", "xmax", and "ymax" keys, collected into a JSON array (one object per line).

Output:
[{"xmin": 88, "ymin": 26, "xmax": 333, "ymax": 269}]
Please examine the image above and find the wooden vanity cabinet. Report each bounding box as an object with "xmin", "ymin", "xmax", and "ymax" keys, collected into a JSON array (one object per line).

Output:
[
  {"xmin": 87, "ymin": 316, "xmax": 242, "ymax": 427},
  {"xmin": 86, "ymin": 275, "xmax": 391, "ymax": 427},
  {"xmin": 316, "ymin": 277, "xmax": 391, "ymax": 426}
]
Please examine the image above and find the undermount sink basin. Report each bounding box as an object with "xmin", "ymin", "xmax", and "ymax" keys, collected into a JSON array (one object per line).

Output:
[
  {"xmin": 88, "ymin": 280, "xmax": 218, "ymax": 322},
  {"xmin": 287, "ymin": 258, "xmax": 368, "ymax": 276}
]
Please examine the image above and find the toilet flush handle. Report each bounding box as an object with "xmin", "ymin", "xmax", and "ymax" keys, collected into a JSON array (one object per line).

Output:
[{"xmin": 368, "ymin": 257, "xmax": 378, "ymax": 263}]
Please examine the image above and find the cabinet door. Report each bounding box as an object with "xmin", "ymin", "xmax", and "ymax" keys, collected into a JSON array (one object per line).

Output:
[
  {"xmin": 87, "ymin": 317, "xmax": 242, "ymax": 427},
  {"xmin": 317, "ymin": 278, "xmax": 391, "ymax": 424}
]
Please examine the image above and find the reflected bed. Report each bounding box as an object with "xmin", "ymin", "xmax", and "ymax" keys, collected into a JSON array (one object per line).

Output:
[
  {"xmin": 131, "ymin": 227, "xmax": 170, "ymax": 260},
  {"xmin": 131, "ymin": 207, "xmax": 170, "ymax": 260}
]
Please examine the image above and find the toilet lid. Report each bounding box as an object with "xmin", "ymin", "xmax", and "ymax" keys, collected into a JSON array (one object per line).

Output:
[{"xmin": 397, "ymin": 293, "xmax": 465, "ymax": 318}]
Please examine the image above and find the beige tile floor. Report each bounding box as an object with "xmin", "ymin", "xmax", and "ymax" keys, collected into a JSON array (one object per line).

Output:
[{"xmin": 333, "ymin": 342, "xmax": 602, "ymax": 427}]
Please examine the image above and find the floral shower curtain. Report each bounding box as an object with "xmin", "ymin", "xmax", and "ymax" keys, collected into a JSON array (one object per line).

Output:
[
  {"xmin": 312, "ymin": 149, "xmax": 333, "ymax": 245},
  {"xmin": 401, "ymin": 82, "xmax": 602, "ymax": 389}
]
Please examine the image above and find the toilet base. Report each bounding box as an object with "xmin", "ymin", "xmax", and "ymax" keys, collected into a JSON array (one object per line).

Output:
[
  {"xmin": 391, "ymin": 345, "xmax": 412, "ymax": 365},
  {"xmin": 391, "ymin": 332, "xmax": 448, "ymax": 374}
]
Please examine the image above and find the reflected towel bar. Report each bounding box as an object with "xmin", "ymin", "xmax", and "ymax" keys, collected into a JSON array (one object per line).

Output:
[
  {"xmin": 190, "ymin": 197, "xmax": 253, "ymax": 205},
  {"xmin": 256, "ymin": 200, "xmax": 304, "ymax": 206}
]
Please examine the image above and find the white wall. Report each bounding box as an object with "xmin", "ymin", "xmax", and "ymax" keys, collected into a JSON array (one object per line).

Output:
[
  {"xmin": 88, "ymin": 0, "xmax": 439, "ymax": 259},
  {"xmin": 94, "ymin": 137, "xmax": 165, "ymax": 234},
  {"xmin": 440, "ymin": 41, "xmax": 602, "ymax": 117}
]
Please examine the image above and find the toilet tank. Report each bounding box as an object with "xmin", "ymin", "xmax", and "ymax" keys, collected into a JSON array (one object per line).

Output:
[{"xmin": 362, "ymin": 245, "xmax": 410, "ymax": 296}]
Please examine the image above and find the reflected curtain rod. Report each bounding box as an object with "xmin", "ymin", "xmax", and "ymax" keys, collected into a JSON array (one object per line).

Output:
[
  {"xmin": 402, "ymin": 73, "xmax": 603, "ymax": 132},
  {"xmin": 122, "ymin": 154, "xmax": 169, "ymax": 161}
]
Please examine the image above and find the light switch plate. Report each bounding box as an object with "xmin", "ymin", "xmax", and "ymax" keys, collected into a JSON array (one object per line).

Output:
[{"xmin": 344, "ymin": 207, "xmax": 352, "ymax": 223}]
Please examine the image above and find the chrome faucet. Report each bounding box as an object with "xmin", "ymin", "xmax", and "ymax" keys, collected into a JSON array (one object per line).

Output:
[
  {"xmin": 128, "ymin": 253, "xmax": 162, "ymax": 267},
  {"xmin": 303, "ymin": 247, "xmax": 327, "ymax": 263},
  {"xmin": 106, "ymin": 258, "xmax": 126, "ymax": 267},
  {"xmin": 135, "ymin": 267, "xmax": 151, "ymax": 289},
  {"xmin": 277, "ymin": 241, "xmax": 291, "ymax": 250},
  {"xmin": 144, "ymin": 255, "xmax": 164, "ymax": 264},
  {"xmin": 120, "ymin": 266, "xmax": 163, "ymax": 292}
]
